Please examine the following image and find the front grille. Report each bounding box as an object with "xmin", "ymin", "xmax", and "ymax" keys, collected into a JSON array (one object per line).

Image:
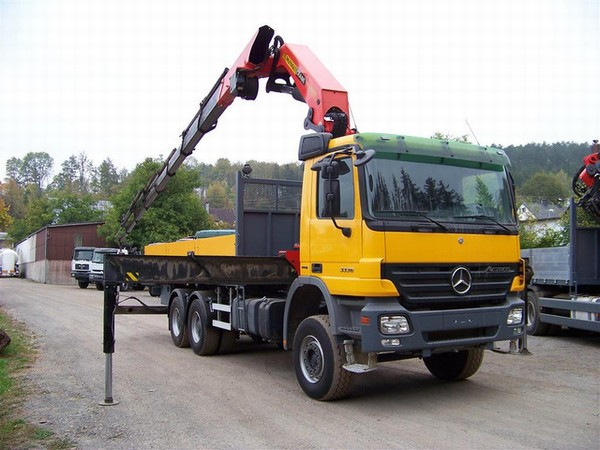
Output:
[
  {"xmin": 75, "ymin": 263, "xmax": 89, "ymax": 270},
  {"xmin": 382, "ymin": 263, "xmax": 518, "ymax": 310}
]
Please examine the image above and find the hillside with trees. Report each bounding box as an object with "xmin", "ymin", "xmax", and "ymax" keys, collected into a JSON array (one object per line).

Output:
[
  {"xmin": 0, "ymin": 139, "xmax": 594, "ymax": 249},
  {"xmin": 0, "ymin": 152, "xmax": 303, "ymax": 249}
]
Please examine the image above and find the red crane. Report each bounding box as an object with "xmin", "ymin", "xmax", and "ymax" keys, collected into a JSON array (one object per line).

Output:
[
  {"xmin": 117, "ymin": 25, "xmax": 353, "ymax": 243},
  {"xmin": 573, "ymin": 140, "xmax": 600, "ymax": 222}
]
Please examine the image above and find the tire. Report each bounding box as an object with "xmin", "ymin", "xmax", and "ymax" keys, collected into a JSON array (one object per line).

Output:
[
  {"xmin": 293, "ymin": 315, "xmax": 353, "ymax": 401},
  {"xmin": 77, "ymin": 280, "xmax": 89, "ymax": 289},
  {"xmin": 187, "ymin": 298, "xmax": 220, "ymax": 356},
  {"xmin": 169, "ymin": 292, "xmax": 190, "ymax": 348},
  {"xmin": 95, "ymin": 282, "xmax": 104, "ymax": 291},
  {"xmin": 526, "ymin": 289, "xmax": 551, "ymax": 336},
  {"xmin": 572, "ymin": 165, "xmax": 587, "ymax": 197},
  {"xmin": 424, "ymin": 348, "xmax": 484, "ymax": 381}
]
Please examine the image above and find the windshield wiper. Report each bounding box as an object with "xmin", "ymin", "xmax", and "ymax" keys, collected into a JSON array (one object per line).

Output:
[
  {"xmin": 454, "ymin": 214, "xmax": 511, "ymax": 232},
  {"xmin": 398, "ymin": 211, "xmax": 448, "ymax": 231}
]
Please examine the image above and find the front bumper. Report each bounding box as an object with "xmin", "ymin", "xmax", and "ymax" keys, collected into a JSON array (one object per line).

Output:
[
  {"xmin": 359, "ymin": 294, "xmax": 524, "ymax": 353},
  {"xmin": 71, "ymin": 271, "xmax": 90, "ymax": 282},
  {"xmin": 89, "ymin": 273, "xmax": 103, "ymax": 284}
]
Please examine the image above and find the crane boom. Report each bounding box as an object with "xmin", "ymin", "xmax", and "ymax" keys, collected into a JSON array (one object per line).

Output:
[{"xmin": 116, "ymin": 25, "xmax": 352, "ymax": 244}]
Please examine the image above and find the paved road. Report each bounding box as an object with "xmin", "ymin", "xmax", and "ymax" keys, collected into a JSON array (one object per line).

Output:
[{"xmin": 0, "ymin": 278, "xmax": 598, "ymax": 449}]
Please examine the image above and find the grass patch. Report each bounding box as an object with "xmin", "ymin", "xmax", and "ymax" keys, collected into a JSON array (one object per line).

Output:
[{"xmin": 0, "ymin": 310, "xmax": 73, "ymax": 450}]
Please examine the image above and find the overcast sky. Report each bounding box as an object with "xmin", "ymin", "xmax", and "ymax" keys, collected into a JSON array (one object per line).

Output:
[{"xmin": 1, "ymin": 0, "xmax": 598, "ymax": 182}]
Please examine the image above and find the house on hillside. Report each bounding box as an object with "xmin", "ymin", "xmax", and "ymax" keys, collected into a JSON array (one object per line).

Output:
[
  {"xmin": 210, "ymin": 207, "xmax": 235, "ymax": 228},
  {"xmin": 518, "ymin": 201, "xmax": 567, "ymax": 234},
  {"xmin": 205, "ymin": 204, "xmax": 236, "ymax": 229},
  {"xmin": 15, "ymin": 222, "xmax": 106, "ymax": 284}
]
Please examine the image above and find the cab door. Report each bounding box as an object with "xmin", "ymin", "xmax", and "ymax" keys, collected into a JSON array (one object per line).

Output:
[{"xmin": 307, "ymin": 156, "xmax": 363, "ymax": 293}]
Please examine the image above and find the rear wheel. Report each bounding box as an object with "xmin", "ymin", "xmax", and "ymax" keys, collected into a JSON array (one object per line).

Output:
[
  {"xmin": 293, "ymin": 315, "xmax": 353, "ymax": 401},
  {"xmin": 187, "ymin": 299, "xmax": 220, "ymax": 356},
  {"xmin": 169, "ymin": 292, "xmax": 189, "ymax": 348},
  {"xmin": 424, "ymin": 348, "xmax": 484, "ymax": 381},
  {"xmin": 77, "ymin": 280, "xmax": 89, "ymax": 289}
]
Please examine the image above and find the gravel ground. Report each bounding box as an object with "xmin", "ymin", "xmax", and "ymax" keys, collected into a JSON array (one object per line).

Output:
[{"xmin": 1, "ymin": 277, "xmax": 599, "ymax": 449}]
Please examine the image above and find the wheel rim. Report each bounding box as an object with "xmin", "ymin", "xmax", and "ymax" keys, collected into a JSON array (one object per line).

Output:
[
  {"xmin": 299, "ymin": 334, "xmax": 324, "ymax": 384},
  {"xmin": 190, "ymin": 311, "xmax": 202, "ymax": 343},
  {"xmin": 171, "ymin": 307, "xmax": 182, "ymax": 336}
]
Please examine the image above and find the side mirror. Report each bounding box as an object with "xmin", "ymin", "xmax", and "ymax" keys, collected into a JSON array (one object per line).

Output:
[
  {"xmin": 354, "ymin": 149, "xmax": 375, "ymax": 167},
  {"xmin": 299, "ymin": 133, "xmax": 333, "ymax": 161}
]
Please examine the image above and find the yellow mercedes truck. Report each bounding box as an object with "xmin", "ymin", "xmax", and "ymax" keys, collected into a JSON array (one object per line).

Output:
[
  {"xmin": 107, "ymin": 132, "xmax": 524, "ymax": 400},
  {"xmin": 103, "ymin": 25, "xmax": 524, "ymax": 401}
]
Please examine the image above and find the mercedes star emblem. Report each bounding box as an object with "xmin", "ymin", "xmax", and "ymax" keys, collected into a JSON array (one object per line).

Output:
[{"xmin": 451, "ymin": 266, "xmax": 472, "ymax": 295}]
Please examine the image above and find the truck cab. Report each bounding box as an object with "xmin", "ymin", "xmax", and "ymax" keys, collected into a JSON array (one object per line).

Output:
[
  {"xmin": 287, "ymin": 132, "xmax": 524, "ymax": 356},
  {"xmin": 89, "ymin": 248, "xmax": 120, "ymax": 290},
  {"xmin": 71, "ymin": 246, "xmax": 95, "ymax": 289}
]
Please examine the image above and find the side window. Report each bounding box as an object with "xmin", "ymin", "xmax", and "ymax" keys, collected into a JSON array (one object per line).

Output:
[{"xmin": 317, "ymin": 157, "xmax": 354, "ymax": 219}]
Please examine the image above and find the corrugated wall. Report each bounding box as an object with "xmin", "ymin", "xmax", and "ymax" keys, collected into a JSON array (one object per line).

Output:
[
  {"xmin": 47, "ymin": 223, "xmax": 106, "ymax": 261},
  {"xmin": 16, "ymin": 222, "xmax": 106, "ymax": 284}
]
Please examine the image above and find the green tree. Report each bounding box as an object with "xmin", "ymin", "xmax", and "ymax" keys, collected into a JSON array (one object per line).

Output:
[
  {"xmin": 5, "ymin": 152, "xmax": 54, "ymax": 190},
  {"xmin": 100, "ymin": 158, "xmax": 213, "ymax": 249},
  {"xmin": 51, "ymin": 152, "xmax": 94, "ymax": 193},
  {"xmin": 0, "ymin": 197, "xmax": 12, "ymax": 231},
  {"xmin": 519, "ymin": 220, "xmax": 569, "ymax": 249},
  {"xmin": 7, "ymin": 188, "xmax": 53, "ymax": 243},
  {"xmin": 503, "ymin": 141, "xmax": 590, "ymax": 189},
  {"xmin": 48, "ymin": 191, "xmax": 104, "ymax": 224},
  {"xmin": 92, "ymin": 158, "xmax": 124, "ymax": 196},
  {"xmin": 0, "ymin": 179, "xmax": 27, "ymax": 221},
  {"xmin": 519, "ymin": 172, "xmax": 568, "ymax": 202},
  {"xmin": 205, "ymin": 182, "xmax": 231, "ymax": 208}
]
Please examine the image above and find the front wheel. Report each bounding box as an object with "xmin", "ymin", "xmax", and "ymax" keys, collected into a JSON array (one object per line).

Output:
[
  {"xmin": 526, "ymin": 289, "xmax": 551, "ymax": 336},
  {"xmin": 423, "ymin": 348, "xmax": 484, "ymax": 381},
  {"xmin": 77, "ymin": 280, "xmax": 89, "ymax": 289},
  {"xmin": 293, "ymin": 315, "xmax": 353, "ymax": 401}
]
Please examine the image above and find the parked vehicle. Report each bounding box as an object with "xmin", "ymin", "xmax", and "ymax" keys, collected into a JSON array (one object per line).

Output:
[
  {"xmin": 522, "ymin": 199, "xmax": 600, "ymax": 334},
  {"xmin": 102, "ymin": 25, "xmax": 526, "ymax": 401},
  {"xmin": 70, "ymin": 246, "xmax": 95, "ymax": 288},
  {"xmin": 89, "ymin": 248, "xmax": 120, "ymax": 290},
  {"xmin": 0, "ymin": 248, "xmax": 19, "ymax": 277}
]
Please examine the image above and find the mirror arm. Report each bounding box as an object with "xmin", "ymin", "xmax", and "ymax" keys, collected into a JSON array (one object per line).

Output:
[{"xmin": 330, "ymin": 214, "xmax": 352, "ymax": 238}]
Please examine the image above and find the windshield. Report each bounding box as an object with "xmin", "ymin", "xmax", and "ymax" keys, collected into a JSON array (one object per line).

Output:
[
  {"xmin": 363, "ymin": 154, "xmax": 516, "ymax": 226},
  {"xmin": 92, "ymin": 252, "xmax": 109, "ymax": 263},
  {"xmin": 74, "ymin": 249, "xmax": 94, "ymax": 260}
]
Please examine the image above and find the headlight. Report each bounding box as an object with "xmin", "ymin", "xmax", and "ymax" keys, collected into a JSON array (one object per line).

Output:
[
  {"xmin": 507, "ymin": 307, "xmax": 524, "ymax": 325},
  {"xmin": 379, "ymin": 315, "xmax": 411, "ymax": 334}
]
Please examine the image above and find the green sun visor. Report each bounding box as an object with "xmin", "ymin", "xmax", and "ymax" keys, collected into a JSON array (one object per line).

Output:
[{"xmin": 352, "ymin": 133, "xmax": 510, "ymax": 170}]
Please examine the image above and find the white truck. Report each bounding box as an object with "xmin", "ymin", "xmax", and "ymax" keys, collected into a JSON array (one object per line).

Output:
[
  {"xmin": 71, "ymin": 246, "xmax": 95, "ymax": 289},
  {"xmin": 89, "ymin": 248, "xmax": 120, "ymax": 290}
]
